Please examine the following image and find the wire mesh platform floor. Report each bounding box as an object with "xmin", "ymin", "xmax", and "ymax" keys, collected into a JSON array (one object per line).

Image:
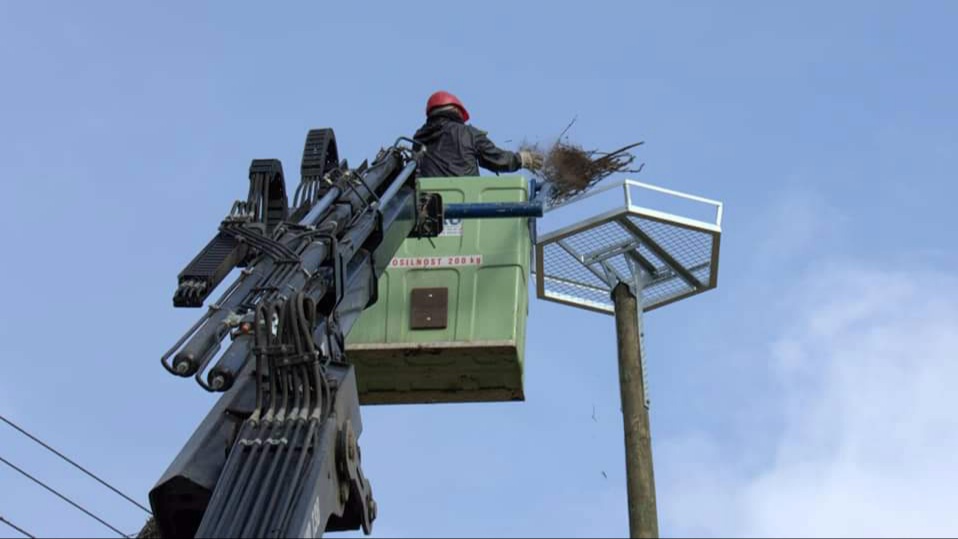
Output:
[{"xmin": 534, "ymin": 179, "xmax": 723, "ymax": 314}]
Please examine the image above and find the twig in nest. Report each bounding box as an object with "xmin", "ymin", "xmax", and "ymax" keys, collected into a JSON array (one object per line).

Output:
[{"xmin": 555, "ymin": 115, "xmax": 578, "ymax": 144}]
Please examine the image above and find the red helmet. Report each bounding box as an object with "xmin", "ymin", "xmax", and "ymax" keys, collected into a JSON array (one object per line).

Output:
[{"xmin": 426, "ymin": 90, "xmax": 470, "ymax": 122}]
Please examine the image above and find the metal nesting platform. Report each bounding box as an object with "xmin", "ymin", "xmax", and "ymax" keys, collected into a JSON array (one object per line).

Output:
[{"xmin": 535, "ymin": 179, "xmax": 723, "ymax": 314}]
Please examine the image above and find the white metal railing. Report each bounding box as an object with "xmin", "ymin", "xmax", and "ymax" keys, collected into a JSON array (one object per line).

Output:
[
  {"xmin": 544, "ymin": 178, "xmax": 722, "ymax": 235},
  {"xmin": 622, "ymin": 179, "xmax": 723, "ymax": 228}
]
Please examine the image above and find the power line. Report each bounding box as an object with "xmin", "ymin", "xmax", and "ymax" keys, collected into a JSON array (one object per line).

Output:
[
  {"xmin": 0, "ymin": 414, "xmax": 152, "ymax": 515},
  {"xmin": 0, "ymin": 515, "xmax": 36, "ymax": 539},
  {"xmin": 0, "ymin": 454, "xmax": 126, "ymax": 537}
]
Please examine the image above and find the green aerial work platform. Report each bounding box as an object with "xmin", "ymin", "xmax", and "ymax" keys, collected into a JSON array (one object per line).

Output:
[{"xmin": 346, "ymin": 175, "xmax": 532, "ymax": 405}]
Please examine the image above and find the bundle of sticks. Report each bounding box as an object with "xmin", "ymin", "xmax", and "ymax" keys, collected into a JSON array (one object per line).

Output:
[{"xmin": 520, "ymin": 116, "xmax": 644, "ymax": 206}]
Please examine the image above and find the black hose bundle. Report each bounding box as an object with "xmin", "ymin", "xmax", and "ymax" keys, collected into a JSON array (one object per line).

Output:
[{"xmin": 196, "ymin": 292, "xmax": 334, "ymax": 538}]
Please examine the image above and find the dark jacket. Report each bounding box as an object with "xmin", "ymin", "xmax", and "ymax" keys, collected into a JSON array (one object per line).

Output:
[{"xmin": 413, "ymin": 109, "xmax": 522, "ymax": 178}]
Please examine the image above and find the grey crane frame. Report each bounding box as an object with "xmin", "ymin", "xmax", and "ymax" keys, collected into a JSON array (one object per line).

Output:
[{"xmin": 534, "ymin": 179, "xmax": 723, "ymax": 314}]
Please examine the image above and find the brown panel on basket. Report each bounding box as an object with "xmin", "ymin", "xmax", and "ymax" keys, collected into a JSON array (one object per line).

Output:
[{"xmin": 410, "ymin": 288, "xmax": 448, "ymax": 329}]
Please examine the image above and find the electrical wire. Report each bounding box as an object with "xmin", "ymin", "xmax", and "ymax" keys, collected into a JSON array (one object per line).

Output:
[
  {"xmin": 0, "ymin": 515, "xmax": 36, "ymax": 538},
  {"xmin": 0, "ymin": 454, "xmax": 126, "ymax": 537},
  {"xmin": 0, "ymin": 414, "xmax": 151, "ymax": 515}
]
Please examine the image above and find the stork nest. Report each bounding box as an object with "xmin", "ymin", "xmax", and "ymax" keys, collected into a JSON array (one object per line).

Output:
[{"xmin": 522, "ymin": 140, "xmax": 645, "ymax": 206}]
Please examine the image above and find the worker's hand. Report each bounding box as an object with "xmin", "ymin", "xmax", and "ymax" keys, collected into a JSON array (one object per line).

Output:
[{"xmin": 519, "ymin": 150, "xmax": 544, "ymax": 171}]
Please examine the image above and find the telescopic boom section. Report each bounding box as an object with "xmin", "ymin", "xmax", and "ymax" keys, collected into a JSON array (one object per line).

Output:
[{"xmin": 150, "ymin": 129, "xmax": 442, "ymax": 538}]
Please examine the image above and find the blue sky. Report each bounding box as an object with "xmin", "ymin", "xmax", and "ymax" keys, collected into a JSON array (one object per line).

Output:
[{"xmin": 2, "ymin": 1, "xmax": 958, "ymax": 537}]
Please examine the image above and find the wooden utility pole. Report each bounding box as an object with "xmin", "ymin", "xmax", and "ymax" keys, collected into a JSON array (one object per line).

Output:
[{"xmin": 611, "ymin": 282, "xmax": 659, "ymax": 538}]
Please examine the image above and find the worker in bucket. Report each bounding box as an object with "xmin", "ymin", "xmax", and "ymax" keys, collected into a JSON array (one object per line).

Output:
[{"xmin": 414, "ymin": 90, "xmax": 543, "ymax": 178}]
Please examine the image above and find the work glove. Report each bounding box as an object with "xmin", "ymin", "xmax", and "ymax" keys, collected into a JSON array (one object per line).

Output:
[{"xmin": 519, "ymin": 150, "xmax": 544, "ymax": 171}]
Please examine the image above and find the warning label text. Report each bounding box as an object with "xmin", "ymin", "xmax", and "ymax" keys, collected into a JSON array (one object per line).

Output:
[{"xmin": 390, "ymin": 255, "xmax": 483, "ymax": 268}]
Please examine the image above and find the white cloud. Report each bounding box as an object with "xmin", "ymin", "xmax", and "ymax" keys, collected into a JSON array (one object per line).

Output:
[{"xmin": 660, "ymin": 264, "xmax": 958, "ymax": 538}]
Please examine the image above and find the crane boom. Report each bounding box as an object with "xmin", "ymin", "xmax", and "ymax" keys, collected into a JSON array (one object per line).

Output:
[{"xmin": 148, "ymin": 128, "xmax": 442, "ymax": 538}]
